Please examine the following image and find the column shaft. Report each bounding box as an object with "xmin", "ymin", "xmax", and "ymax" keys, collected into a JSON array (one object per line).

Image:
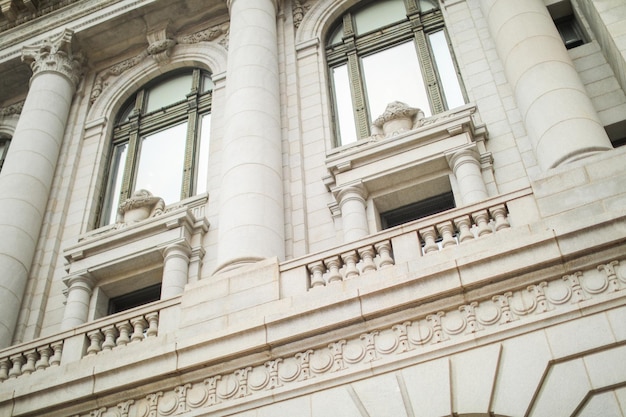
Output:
[
  {"xmin": 61, "ymin": 276, "xmax": 94, "ymax": 331},
  {"xmin": 0, "ymin": 29, "xmax": 81, "ymax": 347},
  {"xmin": 161, "ymin": 245, "xmax": 190, "ymax": 298},
  {"xmin": 448, "ymin": 149, "xmax": 489, "ymax": 205},
  {"xmin": 216, "ymin": 0, "xmax": 285, "ymax": 272},
  {"xmin": 337, "ymin": 185, "xmax": 369, "ymax": 242},
  {"xmin": 480, "ymin": 0, "xmax": 612, "ymax": 170}
]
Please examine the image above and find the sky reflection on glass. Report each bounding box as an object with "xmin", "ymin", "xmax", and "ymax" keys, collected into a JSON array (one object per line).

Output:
[
  {"xmin": 362, "ymin": 41, "xmax": 430, "ymax": 119},
  {"xmin": 135, "ymin": 122, "xmax": 187, "ymax": 204},
  {"xmin": 332, "ymin": 64, "xmax": 358, "ymax": 145},
  {"xmin": 429, "ymin": 31, "xmax": 465, "ymax": 109}
]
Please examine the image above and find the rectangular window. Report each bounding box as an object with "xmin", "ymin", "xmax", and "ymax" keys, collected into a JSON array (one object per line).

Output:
[
  {"xmin": 380, "ymin": 191, "xmax": 455, "ymax": 229},
  {"xmin": 107, "ymin": 284, "xmax": 162, "ymax": 315}
]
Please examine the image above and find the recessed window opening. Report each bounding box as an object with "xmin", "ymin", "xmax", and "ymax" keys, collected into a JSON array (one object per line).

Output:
[
  {"xmin": 107, "ymin": 283, "xmax": 162, "ymax": 315},
  {"xmin": 0, "ymin": 134, "xmax": 10, "ymax": 172},
  {"xmin": 99, "ymin": 68, "xmax": 213, "ymax": 226},
  {"xmin": 326, "ymin": 0, "xmax": 466, "ymax": 146},
  {"xmin": 605, "ymin": 120, "xmax": 626, "ymax": 148},
  {"xmin": 380, "ymin": 191, "xmax": 455, "ymax": 229},
  {"xmin": 555, "ymin": 15, "xmax": 585, "ymax": 49}
]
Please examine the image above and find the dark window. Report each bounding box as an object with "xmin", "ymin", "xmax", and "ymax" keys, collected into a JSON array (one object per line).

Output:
[
  {"xmin": 380, "ymin": 191, "xmax": 455, "ymax": 229},
  {"xmin": 108, "ymin": 284, "xmax": 162, "ymax": 315},
  {"xmin": 555, "ymin": 15, "xmax": 585, "ymax": 49},
  {"xmin": 0, "ymin": 134, "xmax": 10, "ymax": 172}
]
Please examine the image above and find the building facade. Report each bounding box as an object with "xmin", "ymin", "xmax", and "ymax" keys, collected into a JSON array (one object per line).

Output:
[{"xmin": 0, "ymin": 0, "xmax": 625, "ymax": 415}]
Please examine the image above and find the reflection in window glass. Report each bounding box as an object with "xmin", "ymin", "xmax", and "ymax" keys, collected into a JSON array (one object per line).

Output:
[
  {"xmin": 328, "ymin": 24, "xmax": 344, "ymax": 46},
  {"xmin": 196, "ymin": 114, "xmax": 211, "ymax": 193},
  {"xmin": 145, "ymin": 73, "xmax": 192, "ymax": 113},
  {"xmin": 332, "ymin": 65, "xmax": 358, "ymax": 145},
  {"xmin": 354, "ymin": 0, "xmax": 406, "ymax": 35},
  {"xmin": 361, "ymin": 42, "xmax": 431, "ymax": 119},
  {"xmin": 103, "ymin": 143, "xmax": 128, "ymax": 225},
  {"xmin": 429, "ymin": 31, "xmax": 465, "ymax": 110},
  {"xmin": 419, "ymin": 0, "xmax": 437, "ymax": 12},
  {"xmin": 135, "ymin": 122, "xmax": 188, "ymax": 204}
]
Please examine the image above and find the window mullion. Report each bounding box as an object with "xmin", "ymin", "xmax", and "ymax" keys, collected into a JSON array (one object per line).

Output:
[
  {"xmin": 120, "ymin": 121, "xmax": 140, "ymax": 202},
  {"xmin": 412, "ymin": 25, "xmax": 445, "ymax": 114},
  {"xmin": 182, "ymin": 94, "xmax": 200, "ymax": 199}
]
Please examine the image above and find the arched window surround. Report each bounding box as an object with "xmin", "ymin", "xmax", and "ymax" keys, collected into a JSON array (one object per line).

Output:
[{"xmin": 82, "ymin": 43, "xmax": 227, "ymax": 232}]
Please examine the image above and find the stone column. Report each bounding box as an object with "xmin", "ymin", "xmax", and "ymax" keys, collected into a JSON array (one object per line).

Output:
[
  {"xmin": 61, "ymin": 275, "xmax": 94, "ymax": 331},
  {"xmin": 0, "ymin": 29, "xmax": 82, "ymax": 348},
  {"xmin": 447, "ymin": 148, "xmax": 488, "ymax": 205},
  {"xmin": 216, "ymin": 0, "xmax": 285, "ymax": 272},
  {"xmin": 161, "ymin": 244, "xmax": 191, "ymax": 298},
  {"xmin": 335, "ymin": 183, "xmax": 369, "ymax": 242},
  {"xmin": 479, "ymin": 0, "xmax": 612, "ymax": 170}
]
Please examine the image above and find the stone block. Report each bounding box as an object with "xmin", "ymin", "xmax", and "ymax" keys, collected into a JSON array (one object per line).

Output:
[
  {"xmin": 530, "ymin": 359, "xmax": 590, "ymax": 417},
  {"xmin": 451, "ymin": 344, "xmax": 501, "ymax": 414},
  {"xmin": 311, "ymin": 385, "xmax": 362, "ymax": 417},
  {"xmin": 351, "ymin": 373, "xmax": 408, "ymax": 417},
  {"xmin": 545, "ymin": 312, "xmax": 615, "ymax": 359},
  {"xmin": 492, "ymin": 330, "xmax": 553, "ymax": 417},
  {"xmin": 583, "ymin": 344, "xmax": 626, "ymax": 389},
  {"xmin": 401, "ymin": 357, "xmax": 451, "ymax": 417}
]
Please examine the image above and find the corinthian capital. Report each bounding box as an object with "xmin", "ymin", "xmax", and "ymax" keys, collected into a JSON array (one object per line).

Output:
[{"xmin": 21, "ymin": 28, "xmax": 84, "ymax": 89}]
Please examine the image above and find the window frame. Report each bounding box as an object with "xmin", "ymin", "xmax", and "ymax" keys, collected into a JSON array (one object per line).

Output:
[
  {"xmin": 326, "ymin": 0, "xmax": 466, "ymax": 146},
  {"xmin": 0, "ymin": 134, "xmax": 10, "ymax": 172},
  {"xmin": 99, "ymin": 68, "xmax": 213, "ymax": 226}
]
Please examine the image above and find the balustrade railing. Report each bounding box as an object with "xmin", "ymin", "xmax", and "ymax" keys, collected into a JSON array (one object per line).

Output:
[
  {"xmin": 0, "ymin": 305, "xmax": 165, "ymax": 382},
  {"xmin": 299, "ymin": 197, "xmax": 518, "ymax": 291}
]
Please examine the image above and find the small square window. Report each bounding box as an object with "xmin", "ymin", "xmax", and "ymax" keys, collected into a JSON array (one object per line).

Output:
[
  {"xmin": 107, "ymin": 283, "xmax": 162, "ymax": 315},
  {"xmin": 380, "ymin": 191, "xmax": 455, "ymax": 229},
  {"xmin": 555, "ymin": 15, "xmax": 585, "ymax": 49}
]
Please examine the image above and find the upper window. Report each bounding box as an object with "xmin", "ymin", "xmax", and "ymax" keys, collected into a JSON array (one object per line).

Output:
[
  {"xmin": 0, "ymin": 134, "xmax": 10, "ymax": 172},
  {"xmin": 99, "ymin": 68, "xmax": 213, "ymax": 226},
  {"xmin": 327, "ymin": 0, "xmax": 465, "ymax": 146}
]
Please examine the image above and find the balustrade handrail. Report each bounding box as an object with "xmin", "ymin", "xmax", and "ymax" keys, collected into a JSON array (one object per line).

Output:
[
  {"xmin": 0, "ymin": 295, "xmax": 180, "ymax": 381},
  {"xmin": 280, "ymin": 188, "xmax": 532, "ymax": 273}
]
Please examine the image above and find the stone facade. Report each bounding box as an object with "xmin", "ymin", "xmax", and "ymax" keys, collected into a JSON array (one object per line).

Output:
[{"xmin": 0, "ymin": 0, "xmax": 625, "ymax": 416}]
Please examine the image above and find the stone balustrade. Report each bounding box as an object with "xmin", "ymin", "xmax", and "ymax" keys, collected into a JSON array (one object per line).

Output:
[
  {"xmin": 283, "ymin": 190, "xmax": 530, "ymax": 293},
  {"xmin": 0, "ymin": 300, "xmax": 172, "ymax": 382}
]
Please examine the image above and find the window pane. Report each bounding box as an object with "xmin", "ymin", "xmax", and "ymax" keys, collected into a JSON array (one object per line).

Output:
[
  {"xmin": 195, "ymin": 114, "xmax": 211, "ymax": 194},
  {"xmin": 145, "ymin": 73, "xmax": 192, "ymax": 113},
  {"xmin": 419, "ymin": 0, "xmax": 438, "ymax": 12},
  {"xmin": 202, "ymin": 74, "xmax": 214, "ymax": 93},
  {"xmin": 328, "ymin": 24, "xmax": 344, "ymax": 46},
  {"xmin": 354, "ymin": 0, "xmax": 406, "ymax": 35},
  {"xmin": 332, "ymin": 64, "xmax": 358, "ymax": 145},
  {"xmin": 134, "ymin": 122, "xmax": 187, "ymax": 204},
  {"xmin": 361, "ymin": 41, "xmax": 431, "ymax": 120},
  {"xmin": 102, "ymin": 142, "xmax": 128, "ymax": 225},
  {"xmin": 429, "ymin": 31, "xmax": 465, "ymax": 110}
]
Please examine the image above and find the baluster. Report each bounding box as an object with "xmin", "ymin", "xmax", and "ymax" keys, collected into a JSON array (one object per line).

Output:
[
  {"xmin": 21, "ymin": 349, "xmax": 38, "ymax": 375},
  {"xmin": 357, "ymin": 245, "xmax": 377, "ymax": 273},
  {"xmin": 419, "ymin": 226, "xmax": 439, "ymax": 254},
  {"xmin": 454, "ymin": 215, "xmax": 474, "ymax": 243},
  {"xmin": 324, "ymin": 256, "xmax": 343, "ymax": 284},
  {"xmin": 35, "ymin": 345, "xmax": 52, "ymax": 371},
  {"xmin": 87, "ymin": 330, "xmax": 104, "ymax": 355},
  {"xmin": 489, "ymin": 204, "xmax": 510, "ymax": 231},
  {"xmin": 307, "ymin": 261, "xmax": 326, "ymax": 288},
  {"xmin": 8, "ymin": 354, "xmax": 25, "ymax": 378},
  {"xmin": 436, "ymin": 221, "xmax": 456, "ymax": 248},
  {"xmin": 341, "ymin": 250, "xmax": 360, "ymax": 280},
  {"xmin": 145, "ymin": 312, "xmax": 159, "ymax": 337},
  {"xmin": 116, "ymin": 321, "xmax": 132, "ymax": 346},
  {"xmin": 49, "ymin": 341, "xmax": 63, "ymax": 366},
  {"xmin": 472, "ymin": 209, "xmax": 492, "ymax": 236},
  {"xmin": 101, "ymin": 325, "xmax": 118, "ymax": 351},
  {"xmin": 130, "ymin": 317, "xmax": 148, "ymax": 343},
  {"xmin": 374, "ymin": 240, "xmax": 394, "ymax": 268},
  {"xmin": 0, "ymin": 358, "xmax": 9, "ymax": 381}
]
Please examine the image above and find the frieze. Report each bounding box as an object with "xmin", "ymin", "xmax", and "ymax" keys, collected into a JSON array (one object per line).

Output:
[{"xmin": 73, "ymin": 258, "xmax": 626, "ymax": 417}]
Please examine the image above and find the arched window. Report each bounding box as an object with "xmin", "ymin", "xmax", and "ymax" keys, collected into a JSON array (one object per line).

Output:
[
  {"xmin": 99, "ymin": 68, "xmax": 213, "ymax": 226},
  {"xmin": 0, "ymin": 134, "xmax": 10, "ymax": 172},
  {"xmin": 327, "ymin": 0, "xmax": 465, "ymax": 146}
]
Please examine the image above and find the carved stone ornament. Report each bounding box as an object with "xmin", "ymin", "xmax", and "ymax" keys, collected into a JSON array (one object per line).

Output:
[
  {"xmin": 146, "ymin": 26, "xmax": 176, "ymax": 64},
  {"xmin": 21, "ymin": 28, "xmax": 84, "ymax": 89},
  {"xmin": 371, "ymin": 101, "xmax": 425, "ymax": 138},
  {"xmin": 116, "ymin": 189, "xmax": 165, "ymax": 225},
  {"xmin": 0, "ymin": 100, "xmax": 24, "ymax": 116}
]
